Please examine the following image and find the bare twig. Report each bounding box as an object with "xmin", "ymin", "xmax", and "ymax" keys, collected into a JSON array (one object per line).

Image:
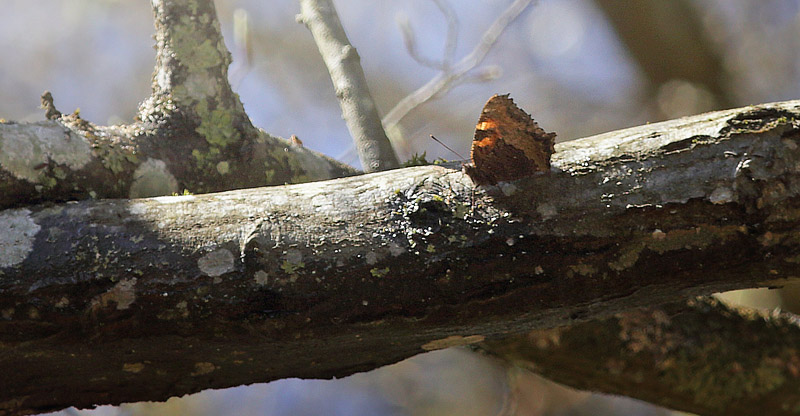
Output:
[
  {"xmin": 382, "ymin": 0, "xmax": 534, "ymax": 131},
  {"xmin": 298, "ymin": 0, "xmax": 400, "ymax": 172},
  {"xmin": 433, "ymin": 0, "xmax": 459, "ymax": 69},
  {"xmin": 397, "ymin": 0, "xmax": 459, "ymax": 70}
]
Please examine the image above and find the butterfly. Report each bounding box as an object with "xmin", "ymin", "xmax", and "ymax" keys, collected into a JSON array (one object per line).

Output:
[{"xmin": 463, "ymin": 94, "xmax": 556, "ymax": 185}]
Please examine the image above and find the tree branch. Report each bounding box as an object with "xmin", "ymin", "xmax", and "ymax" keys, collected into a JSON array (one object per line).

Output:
[
  {"xmin": 482, "ymin": 297, "xmax": 800, "ymax": 416},
  {"xmin": 0, "ymin": 0, "xmax": 357, "ymax": 210},
  {"xmin": 3, "ymin": 99, "xmax": 800, "ymax": 414},
  {"xmin": 297, "ymin": 0, "xmax": 400, "ymax": 172}
]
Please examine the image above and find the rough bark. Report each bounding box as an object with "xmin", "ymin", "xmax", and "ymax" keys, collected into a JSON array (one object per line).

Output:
[
  {"xmin": 483, "ymin": 297, "xmax": 800, "ymax": 416},
  {"xmin": 2, "ymin": 99, "xmax": 800, "ymax": 415},
  {"xmin": 0, "ymin": 0, "xmax": 357, "ymax": 210}
]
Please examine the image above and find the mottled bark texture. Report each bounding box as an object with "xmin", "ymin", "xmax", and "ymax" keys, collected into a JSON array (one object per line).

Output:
[
  {"xmin": 483, "ymin": 297, "xmax": 800, "ymax": 416},
  {"xmin": 2, "ymin": 99, "xmax": 800, "ymax": 415},
  {"xmin": 0, "ymin": 0, "xmax": 357, "ymax": 210}
]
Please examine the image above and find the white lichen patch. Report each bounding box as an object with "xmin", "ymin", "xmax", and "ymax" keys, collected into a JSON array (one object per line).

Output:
[
  {"xmin": 421, "ymin": 335, "xmax": 486, "ymax": 351},
  {"xmin": 365, "ymin": 251, "xmax": 379, "ymax": 265},
  {"xmin": 254, "ymin": 270, "xmax": 270, "ymax": 285},
  {"xmin": 0, "ymin": 209, "xmax": 40, "ymax": 268},
  {"xmin": 388, "ymin": 242, "xmax": 405, "ymax": 257},
  {"xmin": 184, "ymin": 70, "xmax": 218, "ymax": 100},
  {"xmin": 127, "ymin": 202, "xmax": 150, "ymax": 215},
  {"xmin": 151, "ymin": 194, "xmax": 196, "ymax": 204},
  {"xmin": 498, "ymin": 182, "xmax": 518, "ymax": 196},
  {"xmin": 215, "ymin": 160, "xmax": 229, "ymax": 175},
  {"xmin": 536, "ymin": 203, "xmax": 557, "ymax": 220},
  {"xmin": 0, "ymin": 122, "xmax": 91, "ymax": 183},
  {"xmin": 129, "ymin": 158, "xmax": 179, "ymax": 198},
  {"xmin": 197, "ymin": 248, "xmax": 235, "ymax": 277},
  {"xmin": 709, "ymin": 186, "xmax": 734, "ymax": 205},
  {"xmin": 92, "ymin": 278, "xmax": 137, "ymax": 311},
  {"xmin": 284, "ymin": 248, "xmax": 303, "ymax": 265}
]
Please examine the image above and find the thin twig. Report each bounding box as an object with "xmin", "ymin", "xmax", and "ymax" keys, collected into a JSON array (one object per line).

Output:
[
  {"xmin": 298, "ymin": 0, "xmax": 400, "ymax": 172},
  {"xmin": 397, "ymin": 13, "xmax": 444, "ymax": 70},
  {"xmin": 398, "ymin": 0, "xmax": 460, "ymax": 71},
  {"xmin": 431, "ymin": 0, "xmax": 459, "ymax": 69},
  {"xmin": 381, "ymin": 0, "xmax": 534, "ymax": 131}
]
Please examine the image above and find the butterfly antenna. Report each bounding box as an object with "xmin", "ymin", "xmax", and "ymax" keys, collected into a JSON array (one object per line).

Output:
[{"xmin": 429, "ymin": 135, "xmax": 466, "ymax": 160}]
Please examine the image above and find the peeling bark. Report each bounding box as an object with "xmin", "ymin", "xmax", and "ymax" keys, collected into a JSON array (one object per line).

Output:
[{"xmin": 3, "ymin": 99, "xmax": 800, "ymax": 414}]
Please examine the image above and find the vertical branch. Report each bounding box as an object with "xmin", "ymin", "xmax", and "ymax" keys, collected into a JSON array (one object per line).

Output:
[
  {"xmin": 130, "ymin": 0, "xmax": 356, "ymax": 194},
  {"xmin": 298, "ymin": 0, "xmax": 400, "ymax": 172},
  {"xmin": 139, "ymin": 0, "xmax": 253, "ymax": 134},
  {"xmin": 593, "ymin": 0, "xmax": 734, "ymax": 113}
]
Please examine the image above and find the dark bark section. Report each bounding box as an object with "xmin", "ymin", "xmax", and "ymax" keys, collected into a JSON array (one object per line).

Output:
[
  {"xmin": 482, "ymin": 297, "xmax": 800, "ymax": 416},
  {"xmin": 2, "ymin": 100, "xmax": 800, "ymax": 414}
]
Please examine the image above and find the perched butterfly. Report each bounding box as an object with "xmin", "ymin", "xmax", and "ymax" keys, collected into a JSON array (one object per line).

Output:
[{"xmin": 463, "ymin": 94, "xmax": 556, "ymax": 185}]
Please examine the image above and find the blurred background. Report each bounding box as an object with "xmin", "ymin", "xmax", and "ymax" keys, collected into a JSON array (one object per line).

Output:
[{"xmin": 1, "ymin": 0, "xmax": 798, "ymax": 414}]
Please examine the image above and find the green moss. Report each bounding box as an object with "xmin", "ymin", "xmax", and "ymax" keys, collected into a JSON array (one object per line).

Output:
[
  {"xmin": 452, "ymin": 202, "xmax": 470, "ymax": 218},
  {"xmin": 194, "ymin": 99, "xmax": 241, "ymax": 149},
  {"xmin": 192, "ymin": 147, "xmax": 221, "ymax": 171},
  {"xmin": 53, "ymin": 167, "xmax": 66, "ymax": 180},
  {"xmin": 403, "ymin": 152, "xmax": 430, "ymax": 167},
  {"xmin": 40, "ymin": 176, "xmax": 57, "ymax": 189},
  {"xmin": 94, "ymin": 139, "xmax": 139, "ymax": 175},
  {"xmin": 264, "ymin": 167, "xmax": 276, "ymax": 183},
  {"xmin": 171, "ymin": 14, "xmax": 223, "ymax": 70},
  {"xmin": 666, "ymin": 346, "xmax": 788, "ymax": 409},
  {"xmin": 281, "ymin": 261, "xmax": 305, "ymax": 274},
  {"xmin": 370, "ymin": 267, "xmax": 390, "ymax": 278},
  {"xmin": 265, "ymin": 145, "xmax": 312, "ymax": 184}
]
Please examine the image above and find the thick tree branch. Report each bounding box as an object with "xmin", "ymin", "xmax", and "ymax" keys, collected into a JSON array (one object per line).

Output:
[
  {"xmin": 297, "ymin": 0, "xmax": 400, "ymax": 172},
  {"xmin": 482, "ymin": 297, "xmax": 800, "ymax": 416},
  {"xmin": 2, "ymin": 100, "xmax": 800, "ymax": 414},
  {"xmin": 0, "ymin": 0, "xmax": 357, "ymax": 210},
  {"xmin": 0, "ymin": 101, "xmax": 356, "ymax": 210}
]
